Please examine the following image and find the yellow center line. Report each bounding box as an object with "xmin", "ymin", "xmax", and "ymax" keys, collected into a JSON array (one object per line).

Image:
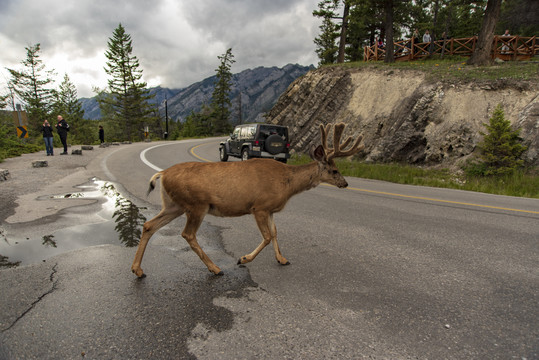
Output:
[
  {"xmin": 344, "ymin": 186, "xmax": 539, "ymax": 214},
  {"xmin": 192, "ymin": 141, "xmax": 539, "ymax": 215},
  {"xmin": 190, "ymin": 143, "xmax": 214, "ymax": 162}
]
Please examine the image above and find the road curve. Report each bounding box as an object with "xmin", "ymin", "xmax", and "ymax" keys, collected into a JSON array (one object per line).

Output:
[
  {"xmin": 1, "ymin": 138, "xmax": 537, "ymax": 359},
  {"xmin": 130, "ymin": 139, "xmax": 539, "ymax": 359}
]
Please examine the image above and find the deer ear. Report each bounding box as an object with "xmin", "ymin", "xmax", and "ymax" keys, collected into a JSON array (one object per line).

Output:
[{"xmin": 310, "ymin": 145, "xmax": 326, "ymax": 162}]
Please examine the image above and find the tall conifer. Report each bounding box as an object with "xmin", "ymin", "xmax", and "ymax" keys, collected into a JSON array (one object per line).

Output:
[
  {"xmin": 211, "ymin": 48, "xmax": 235, "ymax": 135},
  {"xmin": 7, "ymin": 43, "xmax": 56, "ymax": 134},
  {"xmin": 101, "ymin": 23, "xmax": 154, "ymax": 141}
]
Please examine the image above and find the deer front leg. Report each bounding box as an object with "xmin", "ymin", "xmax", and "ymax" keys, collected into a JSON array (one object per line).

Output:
[
  {"xmin": 238, "ymin": 212, "xmax": 289, "ymax": 265},
  {"xmin": 182, "ymin": 211, "xmax": 223, "ymax": 276},
  {"xmin": 132, "ymin": 207, "xmax": 182, "ymax": 278}
]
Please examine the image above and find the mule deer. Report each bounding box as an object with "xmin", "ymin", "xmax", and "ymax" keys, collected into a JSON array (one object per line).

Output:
[{"xmin": 131, "ymin": 123, "xmax": 363, "ymax": 277}]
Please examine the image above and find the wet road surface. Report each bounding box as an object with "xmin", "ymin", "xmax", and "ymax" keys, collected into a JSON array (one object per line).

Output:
[{"xmin": 1, "ymin": 139, "xmax": 538, "ymax": 359}]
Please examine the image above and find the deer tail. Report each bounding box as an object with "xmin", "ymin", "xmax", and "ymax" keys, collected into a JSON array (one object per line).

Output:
[{"xmin": 147, "ymin": 172, "xmax": 162, "ymax": 196}]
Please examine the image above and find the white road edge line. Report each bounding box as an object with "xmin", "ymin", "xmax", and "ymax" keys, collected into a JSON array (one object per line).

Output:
[{"xmin": 139, "ymin": 139, "xmax": 204, "ymax": 172}]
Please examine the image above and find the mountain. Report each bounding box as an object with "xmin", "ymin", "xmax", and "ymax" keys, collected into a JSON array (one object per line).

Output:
[{"xmin": 80, "ymin": 64, "xmax": 313, "ymax": 123}]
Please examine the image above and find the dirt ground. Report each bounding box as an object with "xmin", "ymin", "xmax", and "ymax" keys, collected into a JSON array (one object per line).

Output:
[{"xmin": 0, "ymin": 145, "xmax": 120, "ymax": 224}]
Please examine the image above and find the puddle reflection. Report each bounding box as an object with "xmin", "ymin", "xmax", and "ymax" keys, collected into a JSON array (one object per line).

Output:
[{"xmin": 0, "ymin": 178, "xmax": 147, "ymax": 268}]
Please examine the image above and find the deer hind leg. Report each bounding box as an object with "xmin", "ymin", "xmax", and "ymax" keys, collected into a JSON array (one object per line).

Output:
[
  {"xmin": 269, "ymin": 214, "xmax": 289, "ymax": 265},
  {"xmin": 238, "ymin": 212, "xmax": 289, "ymax": 266},
  {"xmin": 182, "ymin": 209, "xmax": 223, "ymax": 275},
  {"xmin": 131, "ymin": 203, "xmax": 183, "ymax": 278}
]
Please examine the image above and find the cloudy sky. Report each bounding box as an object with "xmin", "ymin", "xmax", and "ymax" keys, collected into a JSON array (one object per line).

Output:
[{"xmin": 0, "ymin": 0, "xmax": 322, "ymax": 99}]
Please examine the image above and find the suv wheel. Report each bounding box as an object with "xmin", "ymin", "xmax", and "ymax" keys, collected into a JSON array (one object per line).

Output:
[
  {"xmin": 265, "ymin": 134, "xmax": 286, "ymax": 155},
  {"xmin": 219, "ymin": 145, "xmax": 228, "ymax": 162},
  {"xmin": 241, "ymin": 148, "xmax": 250, "ymax": 161}
]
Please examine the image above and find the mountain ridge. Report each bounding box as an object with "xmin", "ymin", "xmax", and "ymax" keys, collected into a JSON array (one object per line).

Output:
[{"xmin": 80, "ymin": 63, "xmax": 313, "ymax": 123}]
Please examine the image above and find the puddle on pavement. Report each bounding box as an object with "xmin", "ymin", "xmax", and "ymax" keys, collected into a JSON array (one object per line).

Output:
[{"xmin": 0, "ymin": 178, "xmax": 147, "ymax": 268}]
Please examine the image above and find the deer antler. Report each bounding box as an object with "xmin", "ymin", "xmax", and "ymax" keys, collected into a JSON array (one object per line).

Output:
[{"xmin": 319, "ymin": 122, "xmax": 364, "ymax": 161}]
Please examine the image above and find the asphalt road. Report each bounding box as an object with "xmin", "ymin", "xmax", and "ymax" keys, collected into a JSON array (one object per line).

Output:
[{"xmin": 1, "ymin": 138, "xmax": 538, "ymax": 359}]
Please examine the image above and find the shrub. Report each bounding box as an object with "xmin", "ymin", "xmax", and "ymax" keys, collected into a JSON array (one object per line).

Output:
[
  {"xmin": 468, "ymin": 104, "xmax": 527, "ymax": 176},
  {"xmin": 0, "ymin": 123, "xmax": 42, "ymax": 162}
]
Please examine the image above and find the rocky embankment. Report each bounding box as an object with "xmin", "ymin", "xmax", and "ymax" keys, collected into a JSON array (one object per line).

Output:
[{"xmin": 267, "ymin": 66, "xmax": 538, "ymax": 167}]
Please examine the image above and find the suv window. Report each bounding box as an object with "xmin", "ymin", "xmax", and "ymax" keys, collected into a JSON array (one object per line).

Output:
[
  {"xmin": 258, "ymin": 125, "xmax": 287, "ymax": 139},
  {"xmin": 240, "ymin": 125, "xmax": 256, "ymax": 139}
]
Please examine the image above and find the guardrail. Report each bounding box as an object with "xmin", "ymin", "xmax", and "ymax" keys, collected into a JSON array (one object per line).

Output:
[{"xmin": 364, "ymin": 35, "xmax": 538, "ymax": 62}]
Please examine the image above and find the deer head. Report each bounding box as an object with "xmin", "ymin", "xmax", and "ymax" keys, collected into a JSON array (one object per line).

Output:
[{"xmin": 310, "ymin": 122, "xmax": 364, "ymax": 188}]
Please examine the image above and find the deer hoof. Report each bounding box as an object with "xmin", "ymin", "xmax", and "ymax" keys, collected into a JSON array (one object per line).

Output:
[
  {"xmin": 237, "ymin": 256, "xmax": 248, "ymax": 265},
  {"xmin": 132, "ymin": 268, "xmax": 146, "ymax": 278},
  {"xmin": 278, "ymin": 260, "xmax": 290, "ymax": 266},
  {"xmin": 216, "ymin": 271, "xmax": 224, "ymax": 276}
]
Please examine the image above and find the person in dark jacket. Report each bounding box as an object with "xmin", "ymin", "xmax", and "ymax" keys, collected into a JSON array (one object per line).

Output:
[
  {"xmin": 98, "ymin": 125, "xmax": 105, "ymax": 143},
  {"xmin": 41, "ymin": 120, "xmax": 54, "ymax": 156},
  {"xmin": 55, "ymin": 115, "xmax": 70, "ymax": 155}
]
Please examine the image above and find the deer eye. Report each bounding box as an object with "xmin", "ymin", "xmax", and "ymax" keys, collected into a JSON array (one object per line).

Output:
[{"xmin": 332, "ymin": 170, "xmax": 339, "ymax": 175}]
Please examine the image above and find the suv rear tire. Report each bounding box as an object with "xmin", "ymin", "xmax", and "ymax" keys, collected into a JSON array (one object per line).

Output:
[{"xmin": 219, "ymin": 145, "xmax": 228, "ymax": 162}]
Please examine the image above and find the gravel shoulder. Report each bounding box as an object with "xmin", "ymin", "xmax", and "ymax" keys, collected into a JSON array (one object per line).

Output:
[{"xmin": 0, "ymin": 144, "xmax": 124, "ymax": 224}]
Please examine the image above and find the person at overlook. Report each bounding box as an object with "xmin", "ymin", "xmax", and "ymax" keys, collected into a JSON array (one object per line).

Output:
[{"xmin": 422, "ymin": 30, "xmax": 431, "ymax": 43}]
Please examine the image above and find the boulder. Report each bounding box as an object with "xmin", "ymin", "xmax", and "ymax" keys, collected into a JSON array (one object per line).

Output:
[
  {"xmin": 0, "ymin": 169, "xmax": 10, "ymax": 181},
  {"xmin": 32, "ymin": 161, "xmax": 48, "ymax": 168}
]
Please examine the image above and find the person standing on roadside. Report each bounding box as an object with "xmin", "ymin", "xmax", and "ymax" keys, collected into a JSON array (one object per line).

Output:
[
  {"xmin": 55, "ymin": 115, "xmax": 70, "ymax": 155},
  {"xmin": 41, "ymin": 120, "xmax": 54, "ymax": 156},
  {"xmin": 99, "ymin": 125, "xmax": 105, "ymax": 143}
]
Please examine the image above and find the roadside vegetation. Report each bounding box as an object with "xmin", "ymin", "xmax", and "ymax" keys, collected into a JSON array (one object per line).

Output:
[
  {"xmin": 289, "ymin": 154, "xmax": 538, "ymax": 198},
  {"xmin": 338, "ymin": 56, "xmax": 539, "ymax": 84}
]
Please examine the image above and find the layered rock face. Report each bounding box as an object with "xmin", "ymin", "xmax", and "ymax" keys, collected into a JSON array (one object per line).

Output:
[{"xmin": 266, "ymin": 66, "xmax": 538, "ymax": 167}]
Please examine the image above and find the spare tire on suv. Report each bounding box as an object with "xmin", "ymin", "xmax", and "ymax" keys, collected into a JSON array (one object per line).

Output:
[{"xmin": 265, "ymin": 134, "xmax": 285, "ymax": 155}]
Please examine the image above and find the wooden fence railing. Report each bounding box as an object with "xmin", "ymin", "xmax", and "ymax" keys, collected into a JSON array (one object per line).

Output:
[{"xmin": 364, "ymin": 35, "xmax": 538, "ymax": 62}]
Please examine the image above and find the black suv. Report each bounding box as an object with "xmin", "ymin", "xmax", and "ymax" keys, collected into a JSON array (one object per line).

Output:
[{"xmin": 219, "ymin": 123, "xmax": 290, "ymax": 163}]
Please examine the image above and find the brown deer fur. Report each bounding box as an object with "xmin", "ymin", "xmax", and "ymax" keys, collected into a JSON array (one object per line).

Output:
[{"xmin": 131, "ymin": 123, "xmax": 363, "ymax": 277}]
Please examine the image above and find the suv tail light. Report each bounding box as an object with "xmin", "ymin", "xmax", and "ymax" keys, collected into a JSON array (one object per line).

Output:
[
  {"xmin": 286, "ymin": 143, "xmax": 290, "ymax": 148},
  {"xmin": 254, "ymin": 140, "xmax": 260, "ymax": 146}
]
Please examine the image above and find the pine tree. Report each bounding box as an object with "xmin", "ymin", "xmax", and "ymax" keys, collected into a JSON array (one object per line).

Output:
[
  {"xmin": 6, "ymin": 43, "xmax": 56, "ymax": 135},
  {"xmin": 101, "ymin": 23, "xmax": 155, "ymax": 141},
  {"xmin": 53, "ymin": 74, "xmax": 93, "ymax": 144},
  {"xmin": 313, "ymin": 0, "xmax": 340, "ymax": 65},
  {"xmin": 211, "ymin": 48, "xmax": 235, "ymax": 135},
  {"xmin": 477, "ymin": 104, "xmax": 527, "ymax": 175},
  {"xmin": 467, "ymin": 0, "xmax": 502, "ymax": 66}
]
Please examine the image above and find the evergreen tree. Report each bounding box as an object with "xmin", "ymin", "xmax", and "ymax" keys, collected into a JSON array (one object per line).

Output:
[
  {"xmin": 467, "ymin": 0, "xmax": 502, "ymax": 66},
  {"xmin": 6, "ymin": 43, "xmax": 56, "ymax": 135},
  {"xmin": 53, "ymin": 74, "xmax": 95, "ymax": 144},
  {"xmin": 497, "ymin": 0, "xmax": 539, "ymax": 36},
  {"xmin": 211, "ymin": 48, "xmax": 235, "ymax": 135},
  {"xmin": 313, "ymin": 0, "xmax": 341, "ymax": 64},
  {"xmin": 54, "ymin": 74, "xmax": 84, "ymax": 119},
  {"xmin": 476, "ymin": 104, "xmax": 527, "ymax": 175},
  {"xmin": 384, "ymin": 0, "xmax": 395, "ymax": 63},
  {"xmin": 101, "ymin": 23, "xmax": 155, "ymax": 141}
]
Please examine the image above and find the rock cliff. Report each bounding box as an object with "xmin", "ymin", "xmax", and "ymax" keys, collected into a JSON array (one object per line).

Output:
[{"xmin": 266, "ymin": 66, "xmax": 539, "ymax": 167}]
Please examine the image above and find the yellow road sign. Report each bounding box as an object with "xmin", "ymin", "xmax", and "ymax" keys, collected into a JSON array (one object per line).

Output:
[{"xmin": 16, "ymin": 126, "xmax": 28, "ymax": 138}]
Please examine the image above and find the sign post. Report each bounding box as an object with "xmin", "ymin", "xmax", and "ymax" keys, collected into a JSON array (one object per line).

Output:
[{"xmin": 12, "ymin": 105, "xmax": 29, "ymax": 139}]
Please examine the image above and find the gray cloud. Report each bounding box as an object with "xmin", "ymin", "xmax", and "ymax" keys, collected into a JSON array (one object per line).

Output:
[{"xmin": 0, "ymin": 0, "xmax": 320, "ymax": 98}]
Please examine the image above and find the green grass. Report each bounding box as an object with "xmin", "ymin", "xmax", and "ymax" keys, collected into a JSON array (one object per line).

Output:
[
  {"xmin": 289, "ymin": 154, "xmax": 539, "ymax": 198},
  {"xmin": 336, "ymin": 56, "xmax": 539, "ymax": 83}
]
